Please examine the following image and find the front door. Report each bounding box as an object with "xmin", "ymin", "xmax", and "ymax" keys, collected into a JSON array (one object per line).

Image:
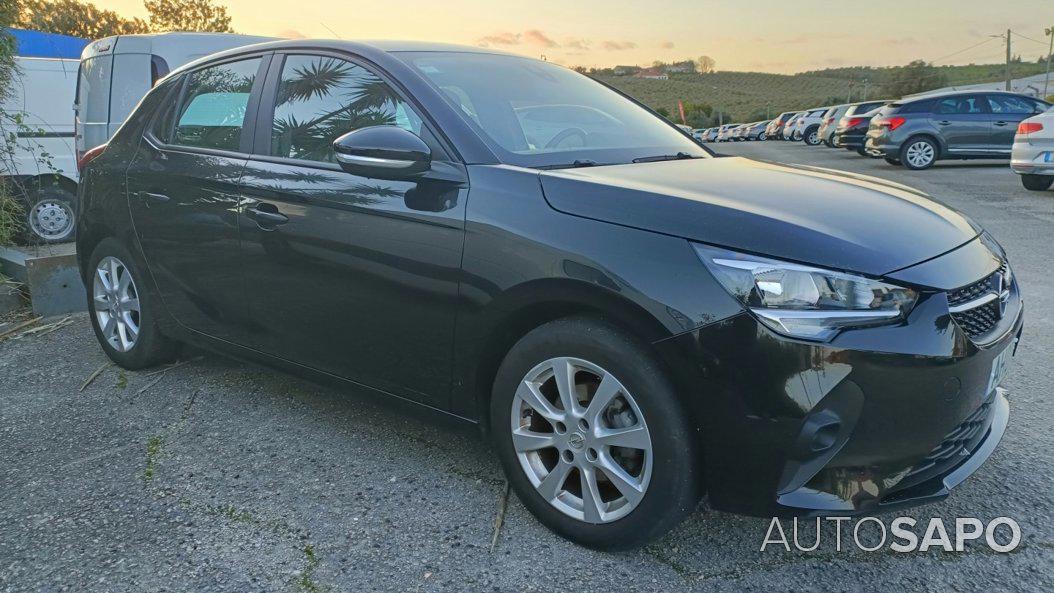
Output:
[
  {"xmin": 930, "ymin": 94, "xmax": 992, "ymax": 154},
  {"xmin": 236, "ymin": 53, "xmax": 466, "ymax": 405},
  {"xmin": 126, "ymin": 56, "xmax": 266, "ymax": 342}
]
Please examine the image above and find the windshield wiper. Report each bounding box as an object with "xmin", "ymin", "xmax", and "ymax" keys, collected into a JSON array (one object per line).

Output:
[
  {"xmin": 631, "ymin": 152, "xmax": 701, "ymax": 163},
  {"xmin": 538, "ymin": 159, "xmax": 600, "ymax": 170}
]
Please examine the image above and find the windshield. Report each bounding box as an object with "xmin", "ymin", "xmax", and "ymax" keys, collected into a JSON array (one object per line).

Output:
[{"xmin": 398, "ymin": 51, "xmax": 707, "ymax": 168}]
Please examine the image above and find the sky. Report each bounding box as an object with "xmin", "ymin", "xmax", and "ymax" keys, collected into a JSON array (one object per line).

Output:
[{"xmin": 104, "ymin": 0, "xmax": 1054, "ymax": 73}]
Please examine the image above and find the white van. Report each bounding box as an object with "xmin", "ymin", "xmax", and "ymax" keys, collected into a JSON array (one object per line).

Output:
[
  {"xmin": 76, "ymin": 32, "xmax": 274, "ymax": 158},
  {"xmin": 2, "ymin": 56, "xmax": 79, "ymax": 243}
]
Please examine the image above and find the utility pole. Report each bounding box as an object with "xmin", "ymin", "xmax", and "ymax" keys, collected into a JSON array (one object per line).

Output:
[
  {"xmin": 1044, "ymin": 26, "xmax": 1053, "ymax": 98},
  {"xmin": 1005, "ymin": 28, "xmax": 1012, "ymax": 91}
]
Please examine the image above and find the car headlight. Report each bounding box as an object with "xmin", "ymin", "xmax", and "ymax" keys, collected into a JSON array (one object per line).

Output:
[{"xmin": 694, "ymin": 244, "xmax": 917, "ymax": 341}]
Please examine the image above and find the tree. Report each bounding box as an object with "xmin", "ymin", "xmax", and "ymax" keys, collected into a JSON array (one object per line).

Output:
[
  {"xmin": 697, "ymin": 55, "xmax": 716, "ymax": 74},
  {"xmin": 17, "ymin": 0, "xmax": 149, "ymax": 39},
  {"xmin": 1, "ymin": 7, "xmax": 25, "ymax": 245},
  {"xmin": 882, "ymin": 60, "xmax": 946, "ymax": 98},
  {"xmin": 144, "ymin": 0, "xmax": 233, "ymax": 33}
]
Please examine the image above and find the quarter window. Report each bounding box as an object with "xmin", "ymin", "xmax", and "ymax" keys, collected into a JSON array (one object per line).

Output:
[
  {"xmin": 173, "ymin": 57, "xmax": 261, "ymax": 151},
  {"xmin": 270, "ymin": 55, "xmax": 423, "ymax": 163}
]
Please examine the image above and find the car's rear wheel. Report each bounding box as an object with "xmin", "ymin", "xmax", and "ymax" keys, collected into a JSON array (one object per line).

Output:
[
  {"xmin": 901, "ymin": 137, "xmax": 938, "ymax": 170},
  {"xmin": 1020, "ymin": 174, "xmax": 1053, "ymax": 191},
  {"xmin": 885, "ymin": 157, "xmax": 903, "ymax": 166},
  {"xmin": 490, "ymin": 317, "xmax": 701, "ymax": 550},
  {"xmin": 87, "ymin": 238, "xmax": 177, "ymax": 369},
  {"xmin": 803, "ymin": 127, "xmax": 821, "ymax": 146}
]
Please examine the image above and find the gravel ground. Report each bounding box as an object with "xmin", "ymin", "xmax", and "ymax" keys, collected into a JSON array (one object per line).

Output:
[{"xmin": 1, "ymin": 140, "xmax": 1052, "ymax": 592}]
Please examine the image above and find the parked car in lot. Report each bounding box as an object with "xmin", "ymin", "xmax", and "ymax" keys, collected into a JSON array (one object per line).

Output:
[
  {"xmin": 817, "ymin": 104, "xmax": 849, "ymax": 146},
  {"xmin": 745, "ymin": 120, "xmax": 770, "ymax": 140},
  {"xmin": 781, "ymin": 112, "xmax": 804, "ymax": 140},
  {"xmin": 692, "ymin": 128, "xmax": 708, "ymax": 142},
  {"xmin": 76, "ymin": 32, "xmax": 274, "ymax": 159},
  {"xmin": 765, "ymin": 111, "xmax": 797, "ymax": 140},
  {"xmin": 715, "ymin": 123, "xmax": 739, "ymax": 142},
  {"xmin": 794, "ymin": 106, "xmax": 831, "ymax": 146},
  {"xmin": 865, "ymin": 91, "xmax": 1050, "ymax": 170},
  {"xmin": 1010, "ymin": 105, "xmax": 1054, "ymax": 190},
  {"xmin": 1, "ymin": 56, "xmax": 79, "ymax": 243},
  {"xmin": 833, "ymin": 101, "xmax": 889, "ymax": 155},
  {"xmin": 731, "ymin": 124, "xmax": 748, "ymax": 141},
  {"xmin": 704, "ymin": 127, "xmax": 719, "ymax": 142},
  {"xmin": 78, "ymin": 39, "xmax": 1022, "ymax": 551}
]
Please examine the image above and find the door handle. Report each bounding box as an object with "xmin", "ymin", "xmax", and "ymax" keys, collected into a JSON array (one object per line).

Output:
[
  {"xmin": 247, "ymin": 203, "xmax": 289, "ymax": 226},
  {"xmin": 937, "ymin": 120, "xmax": 951, "ymax": 126},
  {"xmin": 993, "ymin": 121, "xmax": 1009, "ymax": 126}
]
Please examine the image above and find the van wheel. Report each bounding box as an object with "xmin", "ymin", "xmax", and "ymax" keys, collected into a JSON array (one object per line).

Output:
[
  {"xmin": 901, "ymin": 137, "xmax": 938, "ymax": 170},
  {"xmin": 87, "ymin": 238, "xmax": 178, "ymax": 369},
  {"xmin": 20, "ymin": 186, "xmax": 76, "ymax": 244},
  {"xmin": 1021, "ymin": 174, "xmax": 1053, "ymax": 191},
  {"xmin": 490, "ymin": 317, "xmax": 702, "ymax": 550}
]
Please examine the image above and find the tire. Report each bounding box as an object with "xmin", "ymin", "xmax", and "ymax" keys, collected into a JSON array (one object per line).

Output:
[
  {"xmin": 86, "ymin": 237, "xmax": 178, "ymax": 369},
  {"xmin": 885, "ymin": 157, "xmax": 903, "ymax": 166},
  {"xmin": 757, "ymin": 132, "xmax": 766, "ymax": 141},
  {"xmin": 18, "ymin": 186, "xmax": 76, "ymax": 244},
  {"xmin": 1021, "ymin": 174, "xmax": 1053, "ymax": 191},
  {"xmin": 803, "ymin": 126, "xmax": 821, "ymax": 146},
  {"xmin": 900, "ymin": 137, "xmax": 938, "ymax": 170},
  {"xmin": 490, "ymin": 317, "xmax": 702, "ymax": 550}
]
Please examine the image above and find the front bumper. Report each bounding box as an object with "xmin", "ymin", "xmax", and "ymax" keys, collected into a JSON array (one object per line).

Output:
[{"xmin": 655, "ymin": 243, "xmax": 1022, "ymax": 517}]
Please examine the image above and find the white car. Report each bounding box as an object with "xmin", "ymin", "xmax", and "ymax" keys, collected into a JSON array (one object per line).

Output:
[
  {"xmin": 2, "ymin": 56, "xmax": 79, "ymax": 243},
  {"xmin": 781, "ymin": 113, "xmax": 803, "ymax": 140},
  {"xmin": 715, "ymin": 123, "xmax": 739, "ymax": 142},
  {"xmin": 76, "ymin": 32, "xmax": 274, "ymax": 159},
  {"xmin": 794, "ymin": 106, "xmax": 832, "ymax": 146},
  {"xmin": 1011, "ymin": 106, "xmax": 1054, "ymax": 191}
]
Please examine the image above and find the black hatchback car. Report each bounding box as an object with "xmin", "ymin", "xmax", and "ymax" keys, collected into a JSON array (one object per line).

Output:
[
  {"xmin": 866, "ymin": 91, "xmax": 1050, "ymax": 169},
  {"xmin": 78, "ymin": 40, "xmax": 1022, "ymax": 550}
]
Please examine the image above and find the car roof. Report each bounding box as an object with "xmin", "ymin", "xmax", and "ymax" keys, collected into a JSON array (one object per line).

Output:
[
  {"xmin": 900, "ymin": 89, "xmax": 1035, "ymax": 102},
  {"xmin": 167, "ymin": 38, "xmax": 520, "ymax": 78}
]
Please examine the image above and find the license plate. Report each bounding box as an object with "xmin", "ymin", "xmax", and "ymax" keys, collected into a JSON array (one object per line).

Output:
[{"xmin": 986, "ymin": 345, "xmax": 1013, "ymax": 395}]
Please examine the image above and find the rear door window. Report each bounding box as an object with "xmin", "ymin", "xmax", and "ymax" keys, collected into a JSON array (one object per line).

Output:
[
  {"xmin": 173, "ymin": 57, "xmax": 262, "ymax": 152},
  {"xmin": 934, "ymin": 95, "xmax": 985, "ymax": 115},
  {"xmin": 986, "ymin": 95, "xmax": 1037, "ymax": 115}
]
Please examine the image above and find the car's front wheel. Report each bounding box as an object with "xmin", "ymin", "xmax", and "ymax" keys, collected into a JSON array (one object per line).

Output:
[
  {"xmin": 901, "ymin": 137, "xmax": 938, "ymax": 170},
  {"xmin": 491, "ymin": 317, "xmax": 701, "ymax": 550},
  {"xmin": 87, "ymin": 238, "xmax": 177, "ymax": 369},
  {"xmin": 1020, "ymin": 174, "xmax": 1053, "ymax": 191}
]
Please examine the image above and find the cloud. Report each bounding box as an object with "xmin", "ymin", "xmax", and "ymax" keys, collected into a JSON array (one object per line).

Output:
[
  {"xmin": 478, "ymin": 32, "xmax": 522, "ymax": 46},
  {"xmin": 659, "ymin": 40, "xmax": 675, "ymax": 49},
  {"xmin": 602, "ymin": 40, "xmax": 637, "ymax": 51},
  {"xmin": 523, "ymin": 29, "xmax": 558, "ymax": 48},
  {"xmin": 277, "ymin": 29, "xmax": 306, "ymax": 39},
  {"xmin": 564, "ymin": 37, "xmax": 591, "ymax": 50}
]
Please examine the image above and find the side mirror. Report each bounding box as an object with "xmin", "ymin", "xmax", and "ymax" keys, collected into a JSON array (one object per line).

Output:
[{"xmin": 332, "ymin": 126, "xmax": 431, "ymax": 179}]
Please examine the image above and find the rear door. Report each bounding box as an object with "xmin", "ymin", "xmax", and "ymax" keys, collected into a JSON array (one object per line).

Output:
[
  {"xmin": 235, "ymin": 51, "xmax": 467, "ymax": 406},
  {"xmin": 930, "ymin": 95, "xmax": 992, "ymax": 154},
  {"xmin": 985, "ymin": 94, "xmax": 1045, "ymax": 152},
  {"xmin": 125, "ymin": 54, "xmax": 269, "ymax": 343}
]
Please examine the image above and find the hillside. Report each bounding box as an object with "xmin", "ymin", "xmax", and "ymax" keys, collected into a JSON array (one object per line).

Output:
[{"xmin": 600, "ymin": 61, "xmax": 1051, "ymax": 122}]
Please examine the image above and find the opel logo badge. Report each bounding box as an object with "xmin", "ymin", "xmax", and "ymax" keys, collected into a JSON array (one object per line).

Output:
[
  {"xmin": 568, "ymin": 432, "xmax": 585, "ymax": 449},
  {"xmin": 993, "ymin": 272, "xmax": 1009, "ymax": 319}
]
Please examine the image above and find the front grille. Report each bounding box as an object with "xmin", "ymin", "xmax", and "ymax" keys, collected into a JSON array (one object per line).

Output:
[{"xmin": 948, "ymin": 262, "xmax": 1009, "ymax": 338}]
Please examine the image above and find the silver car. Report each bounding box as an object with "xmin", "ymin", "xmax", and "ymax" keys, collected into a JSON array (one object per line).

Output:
[{"xmin": 1011, "ymin": 105, "xmax": 1054, "ymax": 191}]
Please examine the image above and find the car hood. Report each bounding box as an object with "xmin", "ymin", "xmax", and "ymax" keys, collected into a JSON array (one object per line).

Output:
[{"xmin": 538, "ymin": 156, "xmax": 981, "ymax": 276}]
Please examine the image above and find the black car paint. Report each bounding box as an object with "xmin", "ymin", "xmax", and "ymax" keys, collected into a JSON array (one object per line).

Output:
[{"xmin": 77, "ymin": 40, "xmax": 1019, "ymax": 519}]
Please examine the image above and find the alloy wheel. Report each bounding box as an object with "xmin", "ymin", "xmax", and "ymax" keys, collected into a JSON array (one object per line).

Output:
[
  {"xmin": 510, "ymin": 357, "xmax": 653, "ymax": 524},
  {"xmin": 29, "ymin": 199, "xmax": 74, "ymax": 242},
  {"xmin": 92, "ymin": 256, "xmax": 141, "ymax": 353},
  {"xmin": 905, "ymin": 141, "xmax": 935, "ymax": 168}
]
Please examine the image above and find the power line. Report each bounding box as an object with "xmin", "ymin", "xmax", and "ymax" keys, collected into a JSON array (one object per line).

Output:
[
  {"xmin": 931, "ymin": 37, "xmax": 998, "ymax": 64},
  {"xmin": 1011, "ymin": 31, "xmax": 1048, "ymax": 46}
]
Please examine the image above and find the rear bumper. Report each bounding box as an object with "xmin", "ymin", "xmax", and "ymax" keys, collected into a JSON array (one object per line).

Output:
[
  {"xmin": 834, "ymin": 131, "xmax": 867, "ymax": 149},
  {"xmin": 1011, "ymin": 139, "xmax": 1054, "ymax": 175}
]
